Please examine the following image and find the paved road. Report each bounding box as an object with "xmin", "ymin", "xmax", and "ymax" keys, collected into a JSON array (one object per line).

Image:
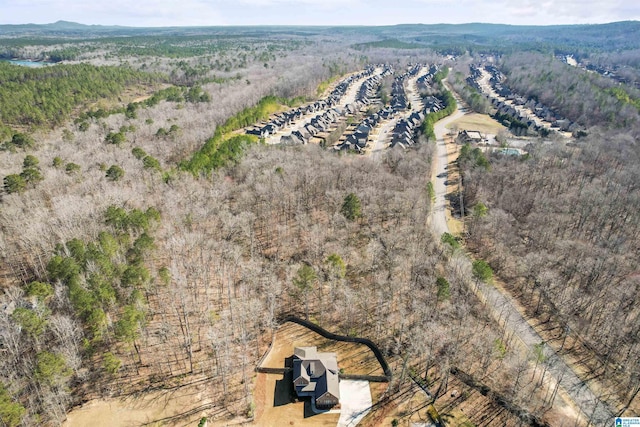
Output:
[
  {"xmin": 369, "ymin": 119, "xmax": 395, "ymax": 160},
  {"xmin": 431, "ymin": 88, "xmax": 615, "ymax": 426},
  {"xmin": 431, "ymin": 84, "xmax": 465, "ymax": 236}
]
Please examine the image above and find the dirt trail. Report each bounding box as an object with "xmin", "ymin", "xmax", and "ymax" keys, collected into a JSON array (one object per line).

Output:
[{"xmin": 430, "ymin": 86, "xmax": 615, "ymax": 426}]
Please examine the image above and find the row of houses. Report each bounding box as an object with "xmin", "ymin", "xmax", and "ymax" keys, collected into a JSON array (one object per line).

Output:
[
  {"xmin": 280, "ymin": 108, "xmax": 340, "ymax": 145},
  {"xmin": 467, "ymin": 64, "xmax": 483, "ymax": 92},
  {"xmin": 246, "ymin": 66, "xmax": 377, "ymax": 139},
  {"xmin": 335, "ymin": 111, "xmax": 384, "ymax": 152},
  {"xmin": 279, "ymin": 67, "xmax": 390, "ymax": 146},
  {"xmin": 390, "ymin": 111, "xmax": 425, "ymax": 148},
  {"xmin": 391, "ymin": 78, "xmax": 408, "ymax": 111},
  {"xmin": 423, "ymin": 95, "xmax": 446, "ymax": 114},
  {"xmin": 332, "ymin": 66, "xmax": 405, "ymax": 152},
  {"xmin": 482, "ymin": 65, "xmax": 577, "ymax": 132},
  {"xmin": 416, "ymin": 64, "xmax": 440, "ymax": 91},
  {"xmin": 391, "ymin": 67, "xmax": 448, "ymax": 149},
  {"xmin": 389, "ymin": 63, "xmax": 424, "ymax": 112}
]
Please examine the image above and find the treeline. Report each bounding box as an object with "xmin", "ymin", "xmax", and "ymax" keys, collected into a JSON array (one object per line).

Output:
[
  {"xmin": 0, "ymin": 62, "xmax": 160, "ymax": 136},
  {"xmin": 421, "ymin": 68, "xmax": 456, "ymax": 139},
  {"xmin": 105, "ymin": 35, "xmax": 303, "ymax": 59},
  {"xmin": 74, "ymin": 85, "xmax": 210, "ymax": 129},
  {"xmin": 352, "ymin": 39, "xmax": 426, "ymax": 50},
  {"xmin": 449, "ymin": 70, "xmax": 491, "ymax": 114},
  {"xmin": 180, "ymin": 95, "xmax": 303, "ymax": 175}
]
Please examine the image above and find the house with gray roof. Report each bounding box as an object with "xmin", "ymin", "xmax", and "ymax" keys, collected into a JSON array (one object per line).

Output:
[{"xmin": 293, "ymin": 346, "xmax": 340, "ymax": 408}]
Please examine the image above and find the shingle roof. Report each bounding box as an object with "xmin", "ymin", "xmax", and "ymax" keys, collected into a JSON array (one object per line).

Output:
[{"xmin": 292, "ymin": 346, "xmax": 340, "ymax": 405}]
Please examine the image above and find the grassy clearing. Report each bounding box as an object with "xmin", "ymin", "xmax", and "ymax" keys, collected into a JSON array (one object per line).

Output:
[{"xmin": 446, "ymin": 113, "xmax": 506, "ymax": 135}]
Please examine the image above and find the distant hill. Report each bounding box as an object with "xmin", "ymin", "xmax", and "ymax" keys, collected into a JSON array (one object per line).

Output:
[
  {"xmin": 340, "ymin": 21, "xmax": 640, "ymax": 52},
  {"xmin": 0, "ymin": 20, "xmax": 129, "ymax": 36},
  {"xmin": 1, "ymin": 20, "xmax": 639, "ymax": 52}
]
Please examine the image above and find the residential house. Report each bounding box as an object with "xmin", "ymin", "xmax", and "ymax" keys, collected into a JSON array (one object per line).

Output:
[
  {"xmin": 292, "ymin": 346, "xmax": 340, "ymax": 409},
  {"xmin": 457, "ymin": 130, "xmax": 484, "ymax": 144}
]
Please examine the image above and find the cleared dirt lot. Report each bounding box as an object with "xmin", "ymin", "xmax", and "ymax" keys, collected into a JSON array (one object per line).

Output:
[
  {"xmin": 64, "ymin": 380, "xmax": 214, "ymax": 427},
  {"xmin": 254, "ymin": 321, "xmax": 387, "ymax": 426},
  {"xmin": 254, "ymin": 372, "xmax": 341, "ymax": 427}
]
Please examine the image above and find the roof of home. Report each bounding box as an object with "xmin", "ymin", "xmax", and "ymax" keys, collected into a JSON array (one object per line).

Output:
[{"xmin": 292, "ymin": 346, "xmax": 340, "ymax": 405}]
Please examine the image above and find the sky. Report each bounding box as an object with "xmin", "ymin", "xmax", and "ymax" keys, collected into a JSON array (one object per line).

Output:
[{"xmin": 1, "ymin": 0, "xmax": 639, "ymax": 27}]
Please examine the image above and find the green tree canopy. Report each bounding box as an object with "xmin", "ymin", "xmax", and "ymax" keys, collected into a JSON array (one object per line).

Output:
[
  {"xmin": 436, "ymin": 276, "xmax": 451, "ymax": 301},
  {"xmin": 10, "ymin": 133, "xmax": 34, "ymax": 149},
  {"xmin": 34, "ymin": 351, "xmax": 72, "ymax": 386},
  {"xmin": 473, "ymin": 202, "xmax": 488, "ymax": 218},
  {"xmin": 132, "ymin": 147, "xmax": 147, "ymax": 160},
  {"xmin": 103, "ymin": 352, "xmax": 122, "ymax": 375},
  {"xmin": 22, "ymin": 155, "xmax": 39, "ymax": 168},
  {"xmin": 11, "ymin": 307, "xmax": 49, "ymax": 339},
  {"xmin": 440, "ymin": 232, "xmax": 460, "ymax": 250},
  {"xmin": 20, "ymin": 167, "xmax": 43, "ymax": 185},
  {"xmin": 105, "ymin": 165, "xmax": 125, "ymax": 181},
  {"xmin": 3, "ymin": 174, "xmax": 26, "ymax": 194},
  {"xmin": 294, "ymin": 264, "xmax": 316, "ymax": 293},
  {"xmin": 325, "ymin": 253, "xmax": 346, "ymax": 279},
  {"xmin": 105, "ymin": 131, "xmax": 126, "ymax": 146},
  {"xmin": 472, "ymin": 259, "xmax": 493, "ymax": 283},
  {"xmin": 115, "ymin": 305, "xmax": 146, "ymax": 343},
  {"xmin": 65, "ymin": 162, "xmax": 81, "ymax": 174},
  {"xmin": 341, "ymin": 193, "xmax": 362, "ymax": 221},
  {"xmin": 0, "ymin": 384, "xmax": 25, "ymax": 427},
  {"xmin": 293, "ymin": 264, "xmax": 317, "ymax": 318},
  {"xmin": 25, "ymin": 281, "xmax": 54, "ymax": 300}
]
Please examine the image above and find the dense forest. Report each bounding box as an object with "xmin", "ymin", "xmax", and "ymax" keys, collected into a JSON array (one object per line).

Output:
[
  {"xmin": 1, "ymin": 21, "xmax": 640, "ymax": 427},
  {"xmin": 0, "ymin": 63, "xmax": 161, "ymax": 137}
]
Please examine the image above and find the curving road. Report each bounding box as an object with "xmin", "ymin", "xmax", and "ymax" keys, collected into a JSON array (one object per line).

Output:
[{"xmin": 430, "ymin": 87, "xmax": 615, "ymax": 426}]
